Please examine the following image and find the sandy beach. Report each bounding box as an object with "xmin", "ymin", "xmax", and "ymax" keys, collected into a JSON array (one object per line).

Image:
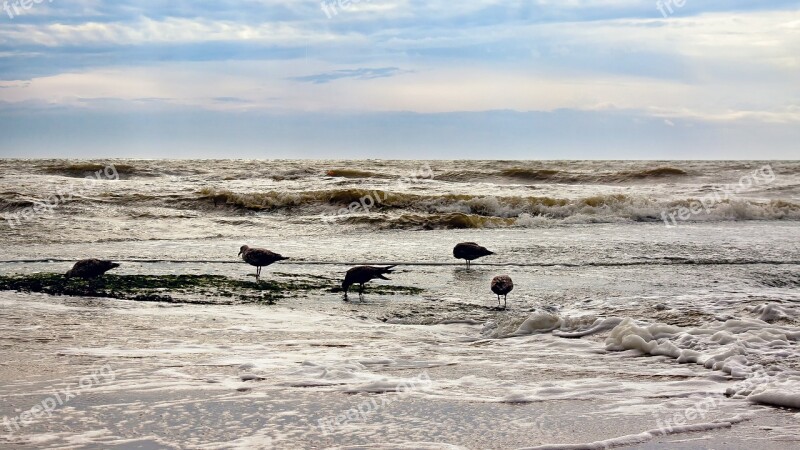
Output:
[{"xmin": 0, "ymin": 162, "xmax": 798, "ymax": 449}]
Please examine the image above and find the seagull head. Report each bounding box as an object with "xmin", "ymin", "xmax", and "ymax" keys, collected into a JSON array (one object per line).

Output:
[{"xmin": 238, "ymin": 245, "xmax": 250, "ymax": 257}]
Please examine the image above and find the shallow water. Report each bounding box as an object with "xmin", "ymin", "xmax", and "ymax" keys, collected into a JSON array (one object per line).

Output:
[{"xmin": 0, "ymin": 160, "xmax": 798, "ymax": 449}]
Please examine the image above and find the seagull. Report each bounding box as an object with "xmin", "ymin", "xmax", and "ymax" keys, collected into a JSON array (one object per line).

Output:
[
  {"xmin": 491, "ymin": 275, "xmax": 513, "ymax": 309},
  {"xmin": 238, "ymin": 245, "xmax": 289, "ymax": 281},
  {"xmin": 453, "ymin": 242, "xmax": 494, "ymax": 268},
  {"xmin": 65, "ymin": 259, "xmax": 120, "ymax": 280},
  {"xmin": 342, "ymin": 265, "xmax": 396, "ymax": 300}
]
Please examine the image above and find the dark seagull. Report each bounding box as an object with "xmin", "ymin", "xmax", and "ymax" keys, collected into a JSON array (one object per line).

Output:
[
  {"xmin": 342, "ymin": 265, "xmax": 396, "ymax": 300},
  {"xmin": 238, "ymin": 245, "xmax": 289, "ymax": 281},
  {"xmin": 453, "ymin": 242, "xmax": 494, "ymax": 268},
  {"xmin": 491, "ymin": 275, "xmax": 514, "ymax": 309},
  {"xmin": 65, "ymin": 259, "xmax": 120, "ymax": 280}
]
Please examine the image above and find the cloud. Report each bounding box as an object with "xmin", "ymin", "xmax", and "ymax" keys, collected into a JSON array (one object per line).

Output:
[
  {"xmin": 212, "ymin": 96, "xmax": 252, "ymax": 103},
  {"xmin": 290, "ymin": 67, "xmax": 408, "ymax": 84},
  {"xmin": 0, "ymin": 17, "xmax": 340, "ymax": 47},
  {"xmin": 0, "ymin": 0, "xmax": 798, "ymax": 156}
]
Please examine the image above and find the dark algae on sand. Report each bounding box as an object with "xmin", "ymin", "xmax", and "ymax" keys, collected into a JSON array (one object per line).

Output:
[{"xmin": 0, "ymin": 273, "xmax": 422, "ymax": 305}]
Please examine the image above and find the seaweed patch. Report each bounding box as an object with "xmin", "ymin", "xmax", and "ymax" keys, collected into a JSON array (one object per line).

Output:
[{"xmin": 0, "ymin": 273, "xmax": 423, "ymax": 305}]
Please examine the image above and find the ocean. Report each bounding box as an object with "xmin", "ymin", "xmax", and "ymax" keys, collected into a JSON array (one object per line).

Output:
[{"xmin": 0, "ymin": 159, "xmax": 799, "ymax": 449}]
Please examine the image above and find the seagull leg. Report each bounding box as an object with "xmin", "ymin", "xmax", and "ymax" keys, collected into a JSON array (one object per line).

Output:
[
  {"xmin": 497, "ymin": 295, "xmax": 501, "ymax": 307},
  {"xmin": 359, "ymin": 283, "xmax": 365, "ymax": 300},
  {"xmin": 504, "ymin": 295, "xmax": 507, "ymax": 309}
]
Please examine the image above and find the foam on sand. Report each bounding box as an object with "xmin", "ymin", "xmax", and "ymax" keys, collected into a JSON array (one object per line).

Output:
[
  {"xmin": 518, "ymin": 413, "xmax": 754, "ymax": 450},
  {"xmin": 604, "ymin": 318, "xmax": 800, "ymax": 409}
]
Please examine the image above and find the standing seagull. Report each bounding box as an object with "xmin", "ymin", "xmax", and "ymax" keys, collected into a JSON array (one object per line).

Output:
[
  {"xmin": 491, "ymin": 275, "xmax": 513, "ymax": 309},
  {"xmin": 238, "ymin": 245, "xmax": 289, "ymax": 281},
  {"xmin": 65, "ymin": 259, "xmax": 120, "ymax": 279},
  {"xmin": 453, "ymin": 242, "xmax": 494, "ymax": 268},
  {"xmin": 342, "ymin": 265, "xmax": 396, "ymax": 300}
]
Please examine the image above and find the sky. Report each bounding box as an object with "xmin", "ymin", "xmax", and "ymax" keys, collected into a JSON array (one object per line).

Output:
[{"xmin": 0, "ymin": 0, "xmax": 798, "ymax": 159}]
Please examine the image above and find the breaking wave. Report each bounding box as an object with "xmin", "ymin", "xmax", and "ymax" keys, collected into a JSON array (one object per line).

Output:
[
  {"xmin": 339, "ymin": 213, "xmax": 515, "ymax": 230},
  {"xmin": 42, "ymin": 163, "xmax": 139, "ymax": 178},
  {"xmin": 198, "ymin": 188, "xmax": 639, "ymax": 213},
  {"xmin": 2, "ymin": 160, "xmax": 797, "ymax": 232},
  {"xmin": 325, "ymin": 169, "xmax": 390, "ymax": 179},
  {"xmin": 6, "ymin": 160, "xmax": 764, "ymax": 187},
  {"xmin": 439, "ymin": 166, "xmax": 689, "ymax": 184},
  {"xmin": 194, "ymin": 188, "xmax": 800, "ymax": 229},
  {"xmin": 2, "ymin": 182, "xmax": 797, "ymax": 229}
]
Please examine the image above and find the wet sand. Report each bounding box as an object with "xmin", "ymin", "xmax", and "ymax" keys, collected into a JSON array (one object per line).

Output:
[{"xmin": 1, "ymin": 286, "xmax": 798, "ymax": 449}]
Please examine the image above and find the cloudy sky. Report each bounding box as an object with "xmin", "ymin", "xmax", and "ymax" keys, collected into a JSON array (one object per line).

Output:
[{"xmin": 0, "ymin": 0, "xmax": 798, "ymax": 158}]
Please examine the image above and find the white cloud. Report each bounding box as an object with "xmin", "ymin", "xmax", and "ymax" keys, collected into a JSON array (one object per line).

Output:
[
  {"xmin": 0, "ymin": 7, "xmax": 797, "ymax": 124},
  {"xmin": 0, "ymin": 17, "xmax": 346, "ymax": 47}
]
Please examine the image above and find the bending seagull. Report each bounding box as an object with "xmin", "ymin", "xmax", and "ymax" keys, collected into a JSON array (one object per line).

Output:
[
  {"xmin": 491, "ymin": 275, "xmax": 513, "ymax": 309},
  {"xmin": 453, "ymin": 242, "xmax": 494, "ymax": 268},
  {"xmin": 238, "ymin": 245, "xmax": 289, "ymax": 281},
  {"xmin": 65, "ymin": 259, "xmax": 120, "ymax": 279},
  {"xmin": 342, "ymin": 265, "xmax": 396, "ymax": 300}
]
